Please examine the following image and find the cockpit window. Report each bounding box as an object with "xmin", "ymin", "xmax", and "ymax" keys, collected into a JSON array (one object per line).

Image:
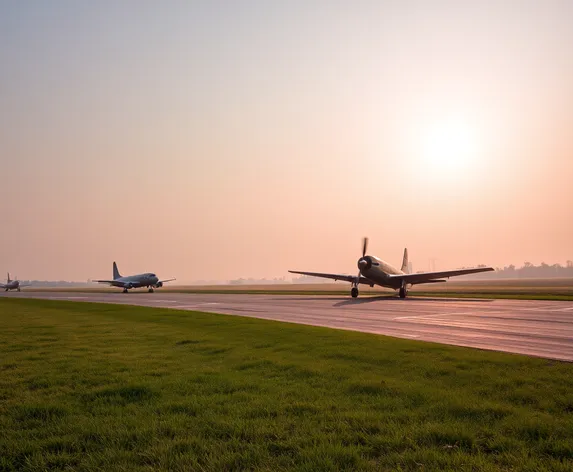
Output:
[{"xmin": 149, "ymin": 273, "xmax": 156, "ymax": 277}]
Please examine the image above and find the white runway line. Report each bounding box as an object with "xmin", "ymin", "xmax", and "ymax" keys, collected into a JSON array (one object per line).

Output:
[
  {"xmin": 170, "ymin": 303, "xmax": 220, "ymax": 310},
  {"xmin": 394, "ymin": 312, "xmax": 476, "ymax": 320}
]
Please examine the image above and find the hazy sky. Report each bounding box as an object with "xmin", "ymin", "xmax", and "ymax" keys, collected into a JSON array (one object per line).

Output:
[{"xmin": 1, "ymin": 1, "xmax": 572, "ymax": 282}]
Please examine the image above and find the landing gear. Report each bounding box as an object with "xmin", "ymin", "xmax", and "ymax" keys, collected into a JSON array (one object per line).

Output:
[
  {"xmin": 123, "ymin": 288, "xmax": 129, "ymax": 293},
  {"xmin": 17, "ymin": 288, "xmax": 21, "ymax": 292},
  {"xmin": 351, "ymin": 286, "xmax": 359, "ymax": 298},
  {"xmin": 399, "ymin": 287, "xmax": 407, "ymax": 299},
  {"xmin": 148, "ymin": 287, "xmax": 154, "ymax": 293}
]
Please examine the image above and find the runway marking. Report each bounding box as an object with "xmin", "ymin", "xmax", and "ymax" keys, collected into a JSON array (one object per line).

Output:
[
  {"xmin": 4, "ymin": 292, "xmax": 573, "ymax": 361},
  {"xmin": 523, "ymin": 306, "xmax": 573, "ymax": 312},
  {"xmin": 394, "ymin": 310, "xmax": 512, "ymax": 321},
  {"xmin": 170, "ymin": 303, "xmax": 220, "ymax": 310},
  {"xmin": 394, "ymin": 312, "xmax": 478, "ymax": 321}
]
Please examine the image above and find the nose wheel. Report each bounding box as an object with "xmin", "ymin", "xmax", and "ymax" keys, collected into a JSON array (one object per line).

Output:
[
  {"xmin": 123, "ymin": 288, "xmax": 129, "ymax": 293},
  {"xmin": 148, "ymin": 288, "xmax": 154, "ymax": 293},
  {"xmin": 351, "ymin": 287, "xmax": 359, "ymax": 298},
  {"xmin": 399, "ymin": 287, "xmax": 407, "ymax": 298}
]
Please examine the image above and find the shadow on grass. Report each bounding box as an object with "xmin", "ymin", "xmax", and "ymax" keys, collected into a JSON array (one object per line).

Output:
[{"xmin": 81, "ymin": 385, "xmax": 158, "ymax": 406}]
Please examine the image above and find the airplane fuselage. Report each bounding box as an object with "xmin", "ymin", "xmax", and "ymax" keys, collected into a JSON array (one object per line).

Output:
[
  {"xmin": 94, "ymin": 263, "xmax": 175, "ymax": 293},
  {"xmin": 289, "ymin": 239, "xmax": 494, "ymax": 299},
  {"xmin": 110, "ymin": 273, "xmax": 160, "ymax": 289},
  {"xmin": 358, "ymin": 256, "xmax": 408, "ymax": 289},
  {"xmin": 2, "ymin": 281, "xmax": 20, "ymax": 291}
]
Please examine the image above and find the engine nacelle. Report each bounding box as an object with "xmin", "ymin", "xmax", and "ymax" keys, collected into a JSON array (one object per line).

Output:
[
  {"xmin": 124, "ymin": 283, "xmax": 133, "ymax": 290},
  {"xmin": 358, "ymin": 256, "xmax": 372, "ymax": 271},
  {"xmin": 155, "ymin": 281, "xmax": 163, "ymax": 288}
]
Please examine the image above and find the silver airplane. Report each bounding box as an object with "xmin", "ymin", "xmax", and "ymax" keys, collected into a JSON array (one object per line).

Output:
[
  {"xmin": 94, "ymin": 262, "xmax": 176, "ymax": 293},
  {"xmin": 1, "ymin": 273, "xmax": 31, "ymax": 292},
  {"xmin": 289, "ymin": 238, "xmax": 494, "ymax": 298}
]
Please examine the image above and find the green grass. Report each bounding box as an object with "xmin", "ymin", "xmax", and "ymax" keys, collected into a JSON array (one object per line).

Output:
[{"xmin": 1, "ymin": 298, "xmax": 573, "ymax": 471}]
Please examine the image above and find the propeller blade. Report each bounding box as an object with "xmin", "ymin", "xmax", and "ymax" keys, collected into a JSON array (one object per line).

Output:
[{"xmin": 362, "ymin": 237, "xmax": 368, "ymax": 257}]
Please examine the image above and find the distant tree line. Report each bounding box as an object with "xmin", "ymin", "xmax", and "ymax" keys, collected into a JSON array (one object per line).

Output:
[
  {"xmin": 229, "ymin": 276, "xmax": 289, "ymax": 285},
  {"xmin": 463, "ymin": 261, "xmax": 573, "ymax": 279}
]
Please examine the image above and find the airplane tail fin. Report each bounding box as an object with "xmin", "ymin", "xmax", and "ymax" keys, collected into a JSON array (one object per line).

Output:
[
  {"xmin": 113, "ymin": 262, "xmax": 121, "ymax": 280},
  {"xmin": 401, "ymin": 248, "xmax": 409, "ymax": 273},
  {"xmin": 7, "ymin": 272, "xmax": 11, "ymax": 283}
]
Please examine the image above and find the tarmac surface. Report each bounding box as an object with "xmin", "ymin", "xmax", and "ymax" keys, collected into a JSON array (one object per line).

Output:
[{"xmin": 2, "ymin": 291, "xmax": 573, "ymax": 361}]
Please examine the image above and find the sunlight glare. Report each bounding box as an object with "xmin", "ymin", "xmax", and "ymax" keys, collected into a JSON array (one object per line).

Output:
[{"xmin": 419, "ymin": 119, "xmax": 481, "ymax": 179}]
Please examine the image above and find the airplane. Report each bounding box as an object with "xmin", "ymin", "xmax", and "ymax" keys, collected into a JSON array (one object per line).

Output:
[
  {"xmin": 1, "ymin": 273, "xmax": 31, "ymax": 292},
  {"xmin": 94, "ymin": 262, "xmax": 176, "ymax": 293},
  {"xmin": 289, "ymin": 238, "xmax": 494, "ymax": 298}
]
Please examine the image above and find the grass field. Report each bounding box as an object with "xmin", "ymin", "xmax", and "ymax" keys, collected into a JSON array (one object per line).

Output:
[{"xmin": 1, "ymin": 298, "xmax": 573, "ymax": 471}]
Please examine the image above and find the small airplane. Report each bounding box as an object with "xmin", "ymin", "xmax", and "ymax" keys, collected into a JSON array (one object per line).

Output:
[
  {"xmin": 1, "ymin": 273, "xmax": 31, "ymax": 292},
  {"xmin": 94, "ymin": 262, "xmax": 176, "ymax": 293},
  {"xmin": 289, "ymin": 238, "xmax": 494, "ymax": 298}
]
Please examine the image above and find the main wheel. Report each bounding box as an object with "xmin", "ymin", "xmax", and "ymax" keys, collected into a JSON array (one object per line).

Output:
[
  {"xmin": 148, "ymin": 288, "xmax": 154, "ymax": 293},
  {"xmin": 17, "ymin": 288, "xmax": 21, "ymax": 292},
  {"xmin": 351, "ymin": 287, "xmax": 359, "ymax": 298},
  {"xmin": 123, "ymin": 288, "xmax": 129, "ymax": 293},
  {"xmin": 399, "ymin": 287, "xmax": 407, "ymax": 298}
]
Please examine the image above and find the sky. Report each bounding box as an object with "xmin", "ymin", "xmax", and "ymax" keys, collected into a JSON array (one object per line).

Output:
[{"xmin": 1, "ymin": 0, "xmax": 572, "ymax": 283}]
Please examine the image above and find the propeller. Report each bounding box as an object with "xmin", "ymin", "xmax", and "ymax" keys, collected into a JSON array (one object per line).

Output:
[
  {"xmin": 362, "ymin": 237, "xmax": 368, "ymax": 257},
  {"xmin": 357, "ymin": 237, "xmax": 369, "ymax": 282}
]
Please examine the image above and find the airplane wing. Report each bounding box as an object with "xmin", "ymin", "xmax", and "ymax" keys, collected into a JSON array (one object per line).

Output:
[
  {"xmin": 159, "ymin": 278, "xmax": 176, "ymax": 284},
  {"xmin": 18, "ymin": 284, "xmax": 32, "ymax": 287},
  {"xmin": 93, "ymin": 279, "xmax": 123, "ymax": 286},
  {"xmin": 288, "ymin": 270, "xmax": 374, "ymax": 286},
  {"xmin": 389, "ymin": 267, "xmax": 494, "ymax": 285}
]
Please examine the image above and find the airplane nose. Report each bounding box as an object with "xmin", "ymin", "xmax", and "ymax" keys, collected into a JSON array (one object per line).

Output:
[{"xmin": 358, "ymin": 259, "xmax": 368, "ymax": 270}]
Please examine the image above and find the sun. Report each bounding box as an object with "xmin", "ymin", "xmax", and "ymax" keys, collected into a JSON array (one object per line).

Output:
[{"xmin": 419, "ymin": 119, "xmax": 480, "ymax": 178}]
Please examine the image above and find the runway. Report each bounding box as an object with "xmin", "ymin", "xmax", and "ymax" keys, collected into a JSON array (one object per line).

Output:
[{"xmin": 2, "ymin": 291, "xmax": 573, "ymax": 361}]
